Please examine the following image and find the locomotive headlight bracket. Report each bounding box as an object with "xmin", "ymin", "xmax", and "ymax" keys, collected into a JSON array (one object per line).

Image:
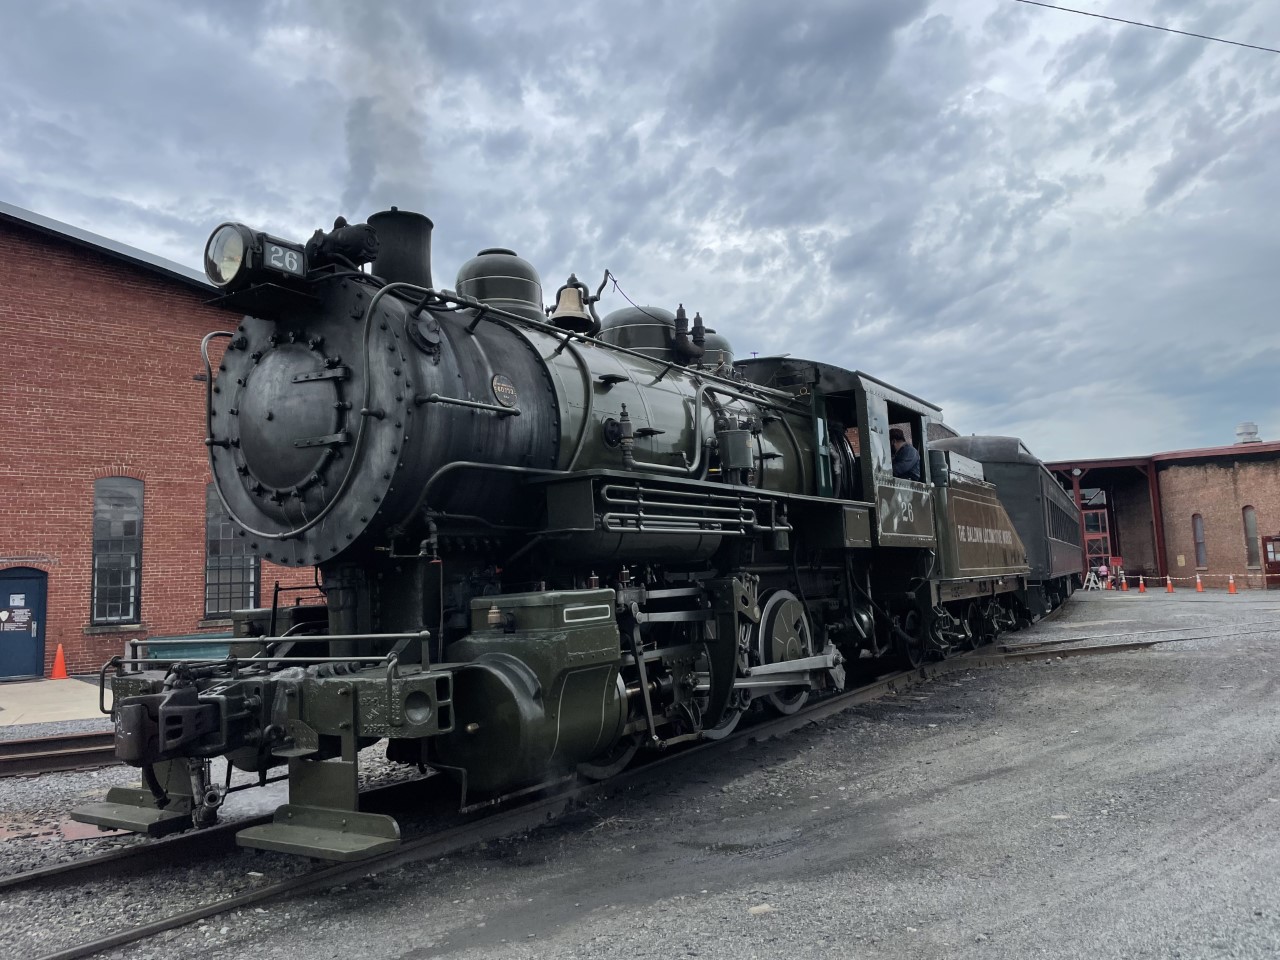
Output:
[{"xmin": 204, "ymin": 222, "xmax": 308, "ymax": 291}]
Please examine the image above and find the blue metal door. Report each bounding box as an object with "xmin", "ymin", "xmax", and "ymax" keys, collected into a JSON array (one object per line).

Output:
[{"xmin": 0, "ymin": 568, "xmax": 47, "ymax": 680}]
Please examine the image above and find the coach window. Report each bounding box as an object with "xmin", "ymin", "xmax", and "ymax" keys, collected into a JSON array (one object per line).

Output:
[
  {"xmin": 1242, "ymin": 506, "xmax": 1260, "ymax": 568},
  {"xmin": 91, "ymin": 477, "xmax": 143, "ymax": 624},
  {"xmin": 1192, "ymin": 513, "xmax": 1208, "ymax": 569},
  {"xmin": 206, "ymin": 484, "xmax": 259, "ymax": 617}
]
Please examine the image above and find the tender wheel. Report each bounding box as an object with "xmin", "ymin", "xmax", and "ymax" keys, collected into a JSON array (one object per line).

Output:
[
  {"xmin": 963, "ymin": 602, "xmax": 985, "ymax": 650},
  {"xmin": 755, "ymin": 589, "xmax": 814, "ymax": 716},
  {"xmin": 1011, "ymin": 597, "xmax": 1033, "ymax": 631},
  {"xmin": 982, "ymin": 600, "xmax": 1002, "ymax": 642}
]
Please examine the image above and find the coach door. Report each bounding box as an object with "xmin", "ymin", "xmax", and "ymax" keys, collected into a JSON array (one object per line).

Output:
[
  {"xmin": 1263, "ymin": 537, "xmax": 1280, "ymax": 589},
  {"xmin": 0, "ymin": 567, "xmax": 46, "ymax": 680}
]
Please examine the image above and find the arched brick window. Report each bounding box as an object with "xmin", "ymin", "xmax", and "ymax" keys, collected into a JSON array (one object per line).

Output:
[
  {"xmin": 1192, "ymin": 513, "xmax": 1207, "ymax": 569},
  {"xmin": 1243, "ymin": 506, "xmax": 1260, "ymax": 567},
  {"xmin": 92, "ymin": 477, "xmax": 143, "ymax": 624}
]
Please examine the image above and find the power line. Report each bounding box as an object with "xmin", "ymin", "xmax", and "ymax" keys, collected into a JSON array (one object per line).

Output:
[
  {"xmin": 1014, "ymin": 1, "xmax": 1280, "ymax": 56},
  {"xmin": 606, "ymin": 272, "xmax": 676, "ymax": 326}
]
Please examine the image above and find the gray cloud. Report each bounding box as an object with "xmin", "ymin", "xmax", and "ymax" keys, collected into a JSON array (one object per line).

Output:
[{"xmin": 0, "ymin": 0, "xmax": 1277, "ymax": 458}]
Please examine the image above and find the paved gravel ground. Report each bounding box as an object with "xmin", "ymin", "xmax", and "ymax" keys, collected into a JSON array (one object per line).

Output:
[{"xmin": 4, "ymin": 593, "xmax": 1279, "ymax": 960}]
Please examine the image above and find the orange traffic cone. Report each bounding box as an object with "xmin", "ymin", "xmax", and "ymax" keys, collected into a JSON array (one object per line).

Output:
[
  {"xmin": 50, "ymin": 643, "xmax": 69, "ymax": 680},
  {"xmin": 1229, "ymin": 574, "xmax": 1237, "ymax": 595},
  {"xmin": 1166, "ymin": 576, "xmax": 1175, "ymax": 594},
  {"xmin": 1120, "ymin": 571, "xmax": 1129, "ymax": 591},
  {"xmin": 1196, "ymin": 574, "xmax": 1204, "ymax": 593},
  {"xmin": 1138, "ymin": 576, "xmax": 1146, "ymax": 593}
]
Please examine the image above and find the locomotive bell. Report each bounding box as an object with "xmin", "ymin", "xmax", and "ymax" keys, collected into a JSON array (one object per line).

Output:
[{"xmin": 549, "ymin": 277, "xmax": 595, "ymax": 333}]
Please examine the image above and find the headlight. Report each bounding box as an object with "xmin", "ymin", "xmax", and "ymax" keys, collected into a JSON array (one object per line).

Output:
[
  {"xmin": 203, "ymin": 222, "xmax": 308, "ymax": 292},
  {"xmin": 204, "ymin": 223, "xmax": 254, "ymax": 288}
]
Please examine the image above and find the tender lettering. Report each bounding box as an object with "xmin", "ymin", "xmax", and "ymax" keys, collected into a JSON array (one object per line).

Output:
[{"xmin": 956, "ymin": 524, "xmax": 1014, "ymax": 546}]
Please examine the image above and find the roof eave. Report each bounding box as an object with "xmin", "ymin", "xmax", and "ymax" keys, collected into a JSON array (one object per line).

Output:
[{"xmin": 0, "ymin": 199, "xmax": 214, "ymax": 293}]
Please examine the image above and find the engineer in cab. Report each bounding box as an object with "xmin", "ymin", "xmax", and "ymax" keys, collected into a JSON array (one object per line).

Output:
[{"xmin": 890, "ymin": 428, "xmax": 922, "ymax": 482}]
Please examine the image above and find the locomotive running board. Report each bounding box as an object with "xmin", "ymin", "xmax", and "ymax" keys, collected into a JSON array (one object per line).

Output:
[{"xmin": 236, "ymin": 804, "xmax": 401, "ymax": 861}]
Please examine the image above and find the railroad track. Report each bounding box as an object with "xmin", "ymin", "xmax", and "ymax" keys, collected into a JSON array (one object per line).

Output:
[
  {"xmin": 0, "ymin": 809, "xmax": 269, "ymax": 893},
  {"xmin": 0, "ymin": 774, "xmax": 453, "ymax": 896},
  {"xmin": 0, "ymin": 731, "xmax": 117, "ymax": 778},
  {"xmin": 14, "ymin": 635, "xmax": 1179, "ymax": 960}
]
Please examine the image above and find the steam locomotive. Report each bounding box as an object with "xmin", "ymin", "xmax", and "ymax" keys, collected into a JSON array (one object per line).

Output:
[{"xmin": 74, "ymin": 209, "xmax": 1078, "ymax": 860}]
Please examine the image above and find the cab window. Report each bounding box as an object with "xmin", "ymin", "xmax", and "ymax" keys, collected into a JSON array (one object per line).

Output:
[{"xmin": 869, "ymin": 398, "xmax": 925, "ymax": 483}]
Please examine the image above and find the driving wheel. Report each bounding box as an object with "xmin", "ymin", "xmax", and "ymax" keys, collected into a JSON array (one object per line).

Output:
[{"xmin": 755, "ymin": 589, "xmax": 815, "ymax": 716}]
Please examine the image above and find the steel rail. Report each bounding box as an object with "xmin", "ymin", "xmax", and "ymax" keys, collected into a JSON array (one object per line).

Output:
[
  {"xmin": 22, "ymin": 636, "xmax": 1170, "ymax": 960},
  {"xmin": 0, "ymin": 732, "xmax": 117, "ymax": 778},
  {"xmin": 0, "ymin": 812, "xmax": 268, "ymax": 893}
]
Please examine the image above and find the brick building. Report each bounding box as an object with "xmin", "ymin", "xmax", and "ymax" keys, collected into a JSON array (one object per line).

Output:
[
  {"xmin": 0, "ymin": 202, "xmax": 312, "ymax": 679},
  {"xmin": 1046, "ymin": 430, "xmax": 1280, "ymax": 590}
]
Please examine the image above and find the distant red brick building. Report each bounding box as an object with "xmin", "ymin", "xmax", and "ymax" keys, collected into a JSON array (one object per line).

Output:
[
  {"xmin": 0, "ymin": 202, "xmax": 312, "ymax": 678},
  {"xmin": 1046, "ymin": 431, "xmax": 1280, "ymax": 590}
]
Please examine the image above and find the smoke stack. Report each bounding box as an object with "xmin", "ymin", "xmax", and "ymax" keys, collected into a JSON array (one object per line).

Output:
[
  {"xmin": 1235, "ymin": 421, "xmax": 1262, "ymax": 444},
  {"xmin": 367, "ymin": 207, "xmax": 433, "ymax": 288}
]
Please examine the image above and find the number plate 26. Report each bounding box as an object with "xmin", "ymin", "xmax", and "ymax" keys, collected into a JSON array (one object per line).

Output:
[{"xmin": 263, "ymin": 239, "xmax": 306, "ymax": 278}]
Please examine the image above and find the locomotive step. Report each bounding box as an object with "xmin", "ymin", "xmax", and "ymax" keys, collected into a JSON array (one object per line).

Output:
[
  {"xmin": 236, "ymin": 804, "xmax": 401, "ymax": 861},
  {"xmin": 72, "ymin": 786, "xmax": 195, "ymax": 838}
]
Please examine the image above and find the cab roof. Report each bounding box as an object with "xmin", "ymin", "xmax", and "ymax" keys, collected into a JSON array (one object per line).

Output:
[{"xmin": 735, "ymin": 356, "xmax": 941, "ymax": 414}]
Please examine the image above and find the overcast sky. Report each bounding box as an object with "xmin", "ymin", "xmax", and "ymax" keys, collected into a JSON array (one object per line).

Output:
[{"xmin": 1, "ymin": 0, "xmax": 1276, "ymax": 459}]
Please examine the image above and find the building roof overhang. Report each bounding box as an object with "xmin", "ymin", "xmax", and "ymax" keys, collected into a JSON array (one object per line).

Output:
[
  {"xmin": 0, "ymin": 199, "xmax": 213, "ymax": 293},
  {"xmin": 1046, "ymin": 440, "xmax": 1280, "ymax": 476}
]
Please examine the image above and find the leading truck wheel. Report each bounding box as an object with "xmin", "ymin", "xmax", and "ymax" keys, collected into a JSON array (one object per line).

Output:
[
  {"xmin": 755, "ymin": 590, "xmax": 815, "ymax": 716},
  {"xmin": 577, "ymin": 734, "xmax": 642, "ymax": 781}
]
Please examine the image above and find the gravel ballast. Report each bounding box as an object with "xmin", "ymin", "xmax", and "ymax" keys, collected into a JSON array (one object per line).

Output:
[{"xmin": 2, "ymin": 592, "xmax": 1278, "ymax": 959}]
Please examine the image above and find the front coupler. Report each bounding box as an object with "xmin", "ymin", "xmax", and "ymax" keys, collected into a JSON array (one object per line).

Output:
[
  {"xmin": 114, "ymin": 685, "xmax": 224, "ymax": 764},
  {"xmin": 73, "ymin": 649, "xmax": 454, "ymax": 859},
  {"xmin": 72, "ymin": 661, "xmax": 277, "ymax": 836}
]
